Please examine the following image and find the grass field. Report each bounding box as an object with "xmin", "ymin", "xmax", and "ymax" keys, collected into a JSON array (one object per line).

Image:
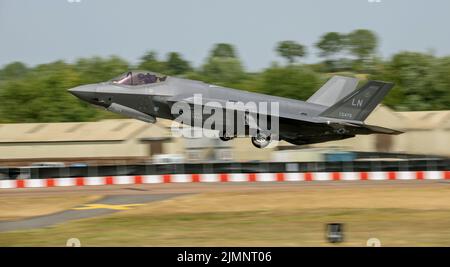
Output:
[{"xmin": 1, "ymin": 184, "xmax": 450, "ymax": 246}]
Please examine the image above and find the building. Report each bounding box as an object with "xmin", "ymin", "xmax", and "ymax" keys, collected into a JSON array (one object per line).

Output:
[
  {"xmin": 0, "ymin": 118, "xmax": 271, "ymax": 166},
  {"xmin": 0, "ymin": 106, "xmax": 448, "ymax": 166},
  {"xmin": 311, "ymin": 105, "xmax": 450, "ymax": 156}
]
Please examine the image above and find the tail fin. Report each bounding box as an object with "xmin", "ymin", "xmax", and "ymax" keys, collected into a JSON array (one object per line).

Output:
[
  {"xmin": 307, "ymin": 76, "xmax": 359, "ymax": 107},
  {"xmin": 319, "ymin": 80, "xmax": 394, "ymax": 122}
]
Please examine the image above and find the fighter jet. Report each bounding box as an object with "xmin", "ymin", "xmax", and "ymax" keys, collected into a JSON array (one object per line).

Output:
[{"xmin": 68, "ymin": 71, "xmax": 402, "ymax": 148}]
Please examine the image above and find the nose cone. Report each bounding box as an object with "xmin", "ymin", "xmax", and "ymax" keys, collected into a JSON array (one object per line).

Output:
[{"xmin": 68, "ymin": 85, "xmax": 97, "ymax": 102}]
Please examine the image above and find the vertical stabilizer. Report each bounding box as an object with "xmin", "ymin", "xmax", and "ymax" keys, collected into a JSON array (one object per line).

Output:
[
  {"xmin": 307, "ymin": 76, "xmax": 359, "ymax": 107},
  {"xmin": 319, "ymin": 81, "xmax": 394, "ymax": 122}
]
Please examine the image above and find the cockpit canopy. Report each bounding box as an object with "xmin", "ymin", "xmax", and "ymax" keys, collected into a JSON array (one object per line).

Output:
[{"xmin": 111, "ymin": 71, "xmax": 167, "ymax": 86}]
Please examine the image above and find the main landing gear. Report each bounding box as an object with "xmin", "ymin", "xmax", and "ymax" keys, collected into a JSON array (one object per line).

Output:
[{"xmin": 251, "ymin": 132, "xmax": 272, "ymax": 148}]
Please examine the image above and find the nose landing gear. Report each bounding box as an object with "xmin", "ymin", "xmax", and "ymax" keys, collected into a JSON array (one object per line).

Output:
[
  {"xmin": 219, "ymin": 132, "xmax": 235, "ymax": 142},
  {"xmin": 251, "ymin": 132, "xmax": 272, "ymax": 148},
  {"xmin": 219, "ymin": 135, "xmax": 234, "ymax": 142}
]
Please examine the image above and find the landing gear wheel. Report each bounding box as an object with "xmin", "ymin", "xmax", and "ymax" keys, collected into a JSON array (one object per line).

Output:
[
  {"xmin": 251, "ymin": 132, "xmax": 271, "ymax": 148},
  {"xmin": 219, "ymin": 132, "xmax": 234, "ymax": 142},
  {"xmin": 219, "ymin": 136, "xmax": 233, "ymax": 142}
]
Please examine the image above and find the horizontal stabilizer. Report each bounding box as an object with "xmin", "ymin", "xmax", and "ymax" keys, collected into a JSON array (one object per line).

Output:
[
  {"xmin": 327, "ymin": 121, "xmax": 403, "ymax": 135},
  {"xmin": 359, "ymin": 124, "xmax": 403, "ymax": 135}
]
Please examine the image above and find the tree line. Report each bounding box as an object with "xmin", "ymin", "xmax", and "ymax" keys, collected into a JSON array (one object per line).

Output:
[{"xmin": 0, "ymin": 29, "xmax": 449, "ymax": 123}]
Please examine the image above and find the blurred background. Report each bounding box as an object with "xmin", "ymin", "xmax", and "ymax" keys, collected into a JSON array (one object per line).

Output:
[
  {"xmin": 0, "ymin": 0, "xmax": 450, "ymax": 247},
  {"xmin": 0, "ymin": 0, "xmax": 449, "ymax": 167}
]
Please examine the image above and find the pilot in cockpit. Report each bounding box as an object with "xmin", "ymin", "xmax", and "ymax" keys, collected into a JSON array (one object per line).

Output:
[
  {"xmin": 112, "ymin": 71, "xmax": 167, "ymax": 86},
  {"xmin": 137, "ymin": 73, "xmax": 157, "ymax": 85}
]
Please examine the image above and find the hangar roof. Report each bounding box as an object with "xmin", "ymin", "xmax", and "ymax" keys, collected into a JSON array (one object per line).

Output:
[
  {"xmin": 0, "ymin": 106, "xmax": 448, "ymax": 143},
  {"xmin": 0, "ymin": 119, "xmax": 170, "ymax": 143}
]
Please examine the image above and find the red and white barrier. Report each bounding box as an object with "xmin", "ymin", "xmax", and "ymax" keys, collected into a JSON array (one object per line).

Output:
[{"xmin": 0, "ymin": 171, "xmax": 449, "ymax": 189}]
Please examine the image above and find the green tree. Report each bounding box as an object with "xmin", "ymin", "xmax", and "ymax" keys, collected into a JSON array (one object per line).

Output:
[
  {"xmin": 276, "ymin": 41, "xmax": 307, "ymax": 64},
  {"xmin": 201, "ymin": 43, "xmax": 245, "ymax": 86},
  {"xmin": 202, "ymin": 57, "xmax": 246, "ymax": 86},
  {"xmin": 0, "ymin": 61, "xmax": 101, "ymax": 123},
  {"xmin": 75, "ymin": 56, "xmax": 129, "ymax": 84},
  {"xmin": 210, "ymin": 43, "xmax": 237, "ymax": 58},
  {"xmin": 165, "ymin": 52, "xmax": 192, "ymax": 75},
  {"xmin": 316, "ymin": 32, "xmax": 345, "ymax": 59},
  {"xmin": 315, "ymin": 32, "xmax": 347, "ymax": 72},
  {"xmin": 0, "ymin": 61, "xmax": 28, "ymax": 81},
  {"xmin": 346, "ymin": 29, "xmax": 378, "ymax": 62},
  {"xmin": 257, "ymin": 65, "xmax": 322, "ymax": 101},
  {"xmin": 137, "ymin": 51, "xmax": 167, "ymax": 73},
  {"xmin": 370, "ymin": 51, "xmax": 450, "ymax": 110},
  {"xmin": 431, "ymin": 56, "xmax": 450, "ymax": 109}
]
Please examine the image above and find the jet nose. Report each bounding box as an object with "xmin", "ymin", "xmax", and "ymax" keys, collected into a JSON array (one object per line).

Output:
[{"xmin": 68, "ymin": 85, "xmax": 97, "ymax": 102}]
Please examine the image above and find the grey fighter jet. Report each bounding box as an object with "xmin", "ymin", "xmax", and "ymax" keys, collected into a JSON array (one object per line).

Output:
[{"xmin": 68, "ymin": 71, "xmax": 402, "ymax": 148}]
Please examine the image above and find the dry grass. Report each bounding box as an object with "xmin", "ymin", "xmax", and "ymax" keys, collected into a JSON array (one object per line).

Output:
[
  {"xmin": 1, "ymin": 184, "xmax": 450, "ymax": 246},
  {"xmin": 120, "ymin": 185, "xmax": 450, "ymax": 216},
  {"xmin": 0, "ymin": 194, "xmax": 101, "ymax": 221}
]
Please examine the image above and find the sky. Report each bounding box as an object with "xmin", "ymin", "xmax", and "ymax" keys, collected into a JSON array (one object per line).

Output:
[{"xmin": 1, "ymin": 0, "xmax": 450, "ymax": 71}]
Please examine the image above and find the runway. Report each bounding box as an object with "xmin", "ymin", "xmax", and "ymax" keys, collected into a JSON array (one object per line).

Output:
[
  {"xmin": 2, "ymin": 180, "xmax": 450, "ymax": 246},
  {"xmin": 0, "ymin": 194, "xmax": 186, "ymax": 232}
]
